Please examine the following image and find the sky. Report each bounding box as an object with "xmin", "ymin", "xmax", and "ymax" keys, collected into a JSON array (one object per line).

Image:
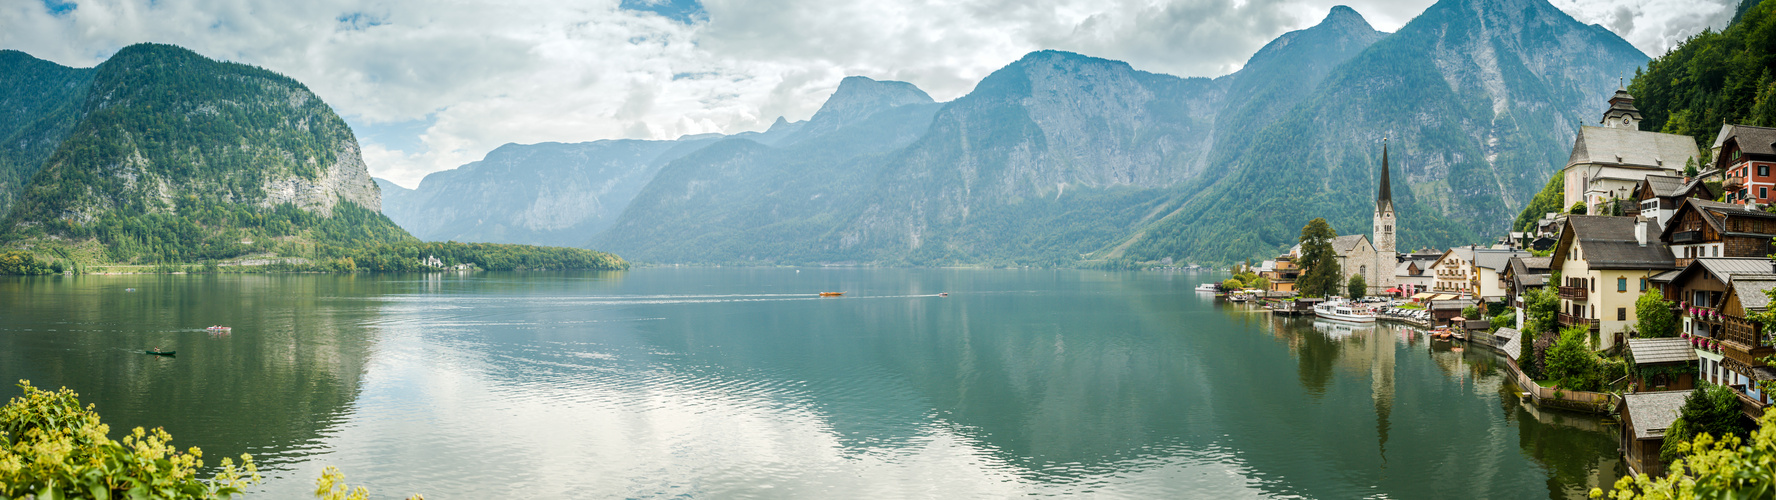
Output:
[{"xmin": 0, "ymin": 0, "xmax": 1739, "ymax": 187}]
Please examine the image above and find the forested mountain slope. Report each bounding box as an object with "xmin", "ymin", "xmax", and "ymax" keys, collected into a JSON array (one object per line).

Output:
[
  {"xmin": 0, "ymin": 50, "xmax": 95, "ymax": 215},
  {"xmin": 0, "ymin": 43, "xmax": 408, "ymax": 264}
]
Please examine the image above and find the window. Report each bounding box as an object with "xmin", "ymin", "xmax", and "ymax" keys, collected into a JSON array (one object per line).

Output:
[
  {"xmin": 1618, "ymin": 277, "xmax": 1627, "ymax": 292},
  {"xmin": 1640, "ymin": 278, "xmax": 1648, "ymax": 291},
  {"xmin": 1764, "ymin": 187, "xmax": 1770, "ymax": 199},
  {"xmin": 1761, "ymin": 165, "xmax": 1769, "ymax": 177},
  {"xmin": 1618, "ymin": 308, "xmax": 1627, "ymax": 321}
]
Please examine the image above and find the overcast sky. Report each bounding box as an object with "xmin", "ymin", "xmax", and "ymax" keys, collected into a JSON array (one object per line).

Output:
[{"xmin": 1, "ymin": 0, "xmax": 1737, "ymax": 187}]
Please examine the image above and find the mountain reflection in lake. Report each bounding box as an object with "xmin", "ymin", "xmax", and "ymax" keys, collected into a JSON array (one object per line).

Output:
[{"xmin": 0, "ymin": 269, "xmax": 1621, "ymax": 498}]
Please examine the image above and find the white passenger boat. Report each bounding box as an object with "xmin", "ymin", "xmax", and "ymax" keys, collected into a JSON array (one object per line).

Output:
[
  {"xmin": 1313, "ymin": 300, "xmax": 1377, "ymax": 323},
  {"xmin": 1194, "ymin": 283, "xmax": 1218, "ymax": 292}
]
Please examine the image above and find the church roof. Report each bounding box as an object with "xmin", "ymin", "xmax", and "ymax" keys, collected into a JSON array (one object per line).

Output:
[
  {"xmin": 1603, "ymin": 89, "xmax": 1643, "ymax": 122},
  {"xmin": 1332, "ymin": 235, "xmax": 1372, "ymax": 254},
  {"xmin": 1566, "ymin": 126, "xmax": 1700, "ymax": 171}
]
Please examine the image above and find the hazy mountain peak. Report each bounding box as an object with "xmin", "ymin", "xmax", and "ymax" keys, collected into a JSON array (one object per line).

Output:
[
  {"xmin": 1321, "ymin": 5, "xmax": 1370, "ymax": 27},
  {"xmin": 798, "ymin": 76, "xmax": 934, "ymax": 139}
]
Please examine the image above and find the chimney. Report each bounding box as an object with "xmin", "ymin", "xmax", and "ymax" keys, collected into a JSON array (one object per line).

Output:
[{"xmin": 1635, "ymin": 217, "xmax": 1648, "ymax": 247}]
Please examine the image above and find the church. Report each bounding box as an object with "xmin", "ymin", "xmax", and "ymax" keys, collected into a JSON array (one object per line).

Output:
[{"xmin": 1327, "ymin": 141, "xmax": 1399, "ymax": 295}]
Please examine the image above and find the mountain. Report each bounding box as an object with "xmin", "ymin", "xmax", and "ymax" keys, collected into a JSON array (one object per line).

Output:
[
  {"xmin": 1630, "ymin": 0, "xmax": 1776, "ymax": 149},
  {"xmin": 377, "ymin": 138, "xmax": 717, "ymax": 247},
  {"xmin": 1117, "ymin": 0, "xmax": 1648, "ymax": 264},
  {"xmin": 0, "ymin": 43, "xmax": 408, "ymax": 263},
  {"xmin": 0, "ymin": 50, "xmax": 95, "ymax": 216},
  {"xmin": 594, "ymin": 7, "xmax": 1389, "ymax": 265},
  {"xmin": 591, "ymin": 76, "xmax": 944, "ymax": 262}
]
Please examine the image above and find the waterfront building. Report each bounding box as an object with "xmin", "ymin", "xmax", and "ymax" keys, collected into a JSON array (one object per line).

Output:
[
  {"xmin": 1332, "ymin": 235, "xmax": 1380, "ymax": 294},
  {"xmin": 1627, "ymin": 174, "xmax": 1716, "ymax": 231},
  {"xmin": 1503, "ymin": 256, "xmax": 1551, "ymax": 330},
  {"xmin": 1659, "ymin": 198, "xmax": 1776, "ymax": 267},
  {"xmin": 1620, "ymin": 390, "xmax": 1694, "ymax": 477},
  {"xmin": 1550, "ymin": 216, "xmax": 1676, "ymax": 351},
  {"xmin": 1471, "ymin": 249, "xmax": 1532, "ymax": 303},
  {"xmin": 1561, "ymin": 88, "xmax": 1700, "ymax": 215},
  {"xmin": 1712, "ymin": 124, "xmax": 1776, "ymax": 205},
  {"xmin": 1261, "ymin": 253, "xmax": 1299, "ymax": 293},
  {"xmin": 1625, "ymin": 338, "xmax": 1697, "ymax": 392},
  {"xmin": 1714, "ymin": 276, "xmax": 1776, "ymax": 409},
  {"xmin": 1430, "ymin": 246, "xmax": 1477, "ymax": 295}
]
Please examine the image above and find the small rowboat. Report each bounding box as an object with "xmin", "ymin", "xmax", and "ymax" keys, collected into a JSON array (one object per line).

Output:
[
  {"xmin": 939, "ymin": 292, "xmax": 949, "ymax": 297},
  {"xmin": 146, "ymin": 350, "xmax": 175, "ymax": 356},
  {"xmin": 206, "ymin": 326, "xmax": 231, "ymax": 332},
  {"xmin": 819, "ymin": 292, "xmax": 845, "ymax": 297}
]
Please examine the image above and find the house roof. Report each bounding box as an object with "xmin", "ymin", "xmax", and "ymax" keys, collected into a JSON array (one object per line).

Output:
[
  {"xmin": 1720, "ymin": 124, "xmax": 1776, "ymax": 156},
  {"xmin": 1733, "ymin": 277, "xmax": 1776, "ymax": 312},
  {"xmin": 1628, "ymin": 338, "xmax": 1699, "ymax": 365},
  {"xmin": 1664, "ymin": 258, "xmax": 1776, "ymax": 290},
  {"xmin": 1624, "ymin": 390, "xmax": 1695, "ymax": 440},
  {"xmin": 1567, "ymin": 126, "xmax": 1700, "ymax": 170},
  {"xmin": 1557, "ymin": 216, "xmax": 1676, "ymax": 270},
  {"xmin": 1474, "ymin": 249, "xmax": 1531, "ymax": 271},
  {"xmin": 1496, "ymin": 327, "xmax": 1523, "ymax": 360},
  {"xmin": 1650, "ymin": 269, "xmax": 1683, "ymax": 283},
  {"xmin": 1660, "ymin": 198, "xmax": 1776, "ymax": 241},
  {"xmin": 1641, "ymin": 175, "xmax": 1690, "ymax": 197}
]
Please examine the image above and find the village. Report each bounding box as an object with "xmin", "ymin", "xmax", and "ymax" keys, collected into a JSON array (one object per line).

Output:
[{"xmin": 1207, "ymin": 86, "xmax": 1776, "ymax": 479}]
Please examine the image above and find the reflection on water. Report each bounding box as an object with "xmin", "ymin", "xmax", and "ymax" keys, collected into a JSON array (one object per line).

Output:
[{"xmin": 0, "ymin": 270, "xmax": 1620, "ymax": 498}]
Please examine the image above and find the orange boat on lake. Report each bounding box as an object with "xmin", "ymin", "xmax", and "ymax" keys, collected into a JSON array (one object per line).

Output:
[{"xmin": 819, "ymin": 292, "xmax": 845, "ymax": 297}]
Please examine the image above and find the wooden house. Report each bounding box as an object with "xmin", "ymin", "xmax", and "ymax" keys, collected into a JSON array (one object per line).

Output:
[
  {"xmin": 1620, "ymin": 390, "xmax": 1693, "ymax": 478},
  {"xmin": 1659, "ymin": 198, "xmax": 1776, "ymax": 268},
  {"xmin": 1625, "ymin": 338, "xmax": 1696, "ymax": 392}
]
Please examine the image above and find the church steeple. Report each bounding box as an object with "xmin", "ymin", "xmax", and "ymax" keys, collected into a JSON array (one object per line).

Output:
[{"xmin": 1377, "ymin": 139, "xmax": 1392, "ymax": 211}]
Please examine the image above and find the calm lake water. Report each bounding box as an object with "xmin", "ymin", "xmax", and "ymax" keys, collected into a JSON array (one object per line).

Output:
[{"xmin": 1, "ymin": 269, "xmax": 1621, "ymax": 498}]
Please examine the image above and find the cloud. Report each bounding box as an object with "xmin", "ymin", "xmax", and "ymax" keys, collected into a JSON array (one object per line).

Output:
[
  {"xmin": 1549, "ymin": 0, "xmax": 1735, "ymax": 56},
  {"xmin": 0, "ymin": 0, "xmax": 1729, "ymax": 187}
]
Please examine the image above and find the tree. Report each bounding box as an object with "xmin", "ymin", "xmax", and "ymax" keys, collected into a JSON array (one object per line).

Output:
[
  {"xmin": 1347, "ymin": 274, "xmax": 1366, "ymax": 299},
  {"xmin": 1461, "ymin": 305, "xmax": 1481, "ymax": 320},
  {"xmin": 1251, "ymin": 276, "xmax": 1271, "ymax": 290},
  {"xmin": 1636, "ymin": 289, "xmax": 1677, "ymax": 338},
  {"xmin": 1524, "ymin": 280, "xmax": 1561, "ymax": 336},
  {"xmin": 1569, "ymin": 201, "xmax": 1588, "ymax": 215},
  {"xmin": 1296, "ymin": 218, "xmax": 1341, "ymax": 297},
  {"xmin": 1222, "ymin": 278, "xmax": 1244, "ymax": 290},
  {"xmin": 1684, "ymin": 156, "xmax": 1701, "ymax": 179},
  {"xmin": 1545, "ymin": 326, "xmax": 1600, "ymax": 390},
  {"xmin": 1490, "ymin": 308, "xmax": 1516, "ymax": 332},
  {"xmin": 1658, "ymin": 383, "xmax": 1751, "ymax": 464}
]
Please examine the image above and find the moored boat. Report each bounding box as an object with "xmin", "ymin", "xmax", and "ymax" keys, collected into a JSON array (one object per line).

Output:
[
  {"xmin": 819, "ymin": 292, "xmax": 845, "ymax": 297},
  {"xmin": 1313, "ymin": 300, "xmax": 1377, "ymax": 323},
  {"xmin": 1194, "ymin": 283, "xmax": 1218, "ymax": 292}
]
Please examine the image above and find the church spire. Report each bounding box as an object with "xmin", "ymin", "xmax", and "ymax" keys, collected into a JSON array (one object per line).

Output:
[{"xmin": 1377, "ymin": 139, "xmax": 1392, "ymax": 209}]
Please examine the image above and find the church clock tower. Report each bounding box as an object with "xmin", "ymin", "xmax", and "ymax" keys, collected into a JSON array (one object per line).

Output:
[{"xmin": 1374, "ymin": 140, "xmax": 1397, "ymax": 290}]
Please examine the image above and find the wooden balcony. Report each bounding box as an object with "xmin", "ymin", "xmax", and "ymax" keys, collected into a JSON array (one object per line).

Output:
[
  {"xmin": 1558, "ymin": 286, "xmax": 1588, "ymax": 300},
  {"xmin": 1673, "ymin": 230, "xmax": 1705, "ymax": 244},
  {"xmin": 1559, "ymin": 313, "xmax": 1599, "ymax": 329}
]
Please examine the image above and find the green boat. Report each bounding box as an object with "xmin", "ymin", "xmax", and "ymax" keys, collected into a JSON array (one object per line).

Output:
[{"xmin": 146, "ymin": 350, "xmax": 175, "ymax": 356}]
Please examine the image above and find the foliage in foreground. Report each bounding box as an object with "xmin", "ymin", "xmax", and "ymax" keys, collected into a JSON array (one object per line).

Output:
[
  {"xmin": 1598, "ymin": 406, "xmax": 1776, "ymax": 499},
  {"xmin": 0, "ymin": 380, "xmax": 422, "ymax": 499},
  {"xmin": 0, "ymin": 380, "xmax": 258, "ymax": 498}
]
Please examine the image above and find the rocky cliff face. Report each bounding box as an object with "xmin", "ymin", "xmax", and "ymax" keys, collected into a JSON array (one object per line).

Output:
[{"xmin": 1118, "ymin": 0, "xmax": 1648, "ymax": 264}]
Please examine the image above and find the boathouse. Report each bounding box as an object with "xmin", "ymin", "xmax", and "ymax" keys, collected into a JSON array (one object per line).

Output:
[{"xmin": 1620, "ymin": 390, "xmax": 1693, "ymax": 477}]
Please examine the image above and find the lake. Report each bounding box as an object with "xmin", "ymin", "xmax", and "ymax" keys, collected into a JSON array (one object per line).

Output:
[{"xmin": 0, "ymin": 268, "xmax": 1622, "ymax": 498}]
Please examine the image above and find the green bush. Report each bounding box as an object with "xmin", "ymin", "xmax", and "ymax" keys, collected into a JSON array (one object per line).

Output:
[
  {"xmin": 1636, "ymin": 289, "xmax": 1677, "ymax": 338},
  {"xmin": 1545, "ymin": 326, "xmax": 1601, "ymax": 391}
]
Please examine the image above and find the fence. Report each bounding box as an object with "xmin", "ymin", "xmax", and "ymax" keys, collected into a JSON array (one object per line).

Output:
[{"xmin": 1503, "ymin": 356, "xmax": 1617, "ymax": 414}]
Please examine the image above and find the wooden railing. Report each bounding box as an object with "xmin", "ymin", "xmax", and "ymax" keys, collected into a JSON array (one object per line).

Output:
[
  {"xmin": 1559, "ymin": 286, "xmax": 1588, "ymax": 300},
  {"xmin": 1560, "ymin": 313, "xmax": 1599, "ymax": 329},
  {"xmin": 1504, "ymin": 357, "xmax": 1616, "ymax": 414}
]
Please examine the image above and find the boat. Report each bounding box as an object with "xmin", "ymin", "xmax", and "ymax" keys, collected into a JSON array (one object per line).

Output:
[
  {"xmin": 206, "ymin": 326, "xmax": 231, "ymax": 332},
  {"xmin": 819, "ymin": 292, "xmax": 845, "ymax": 297},
  {"xmin": 1194, "ymin": 283, "xmax": 1218, "ymax": 292},
  {"xmin": 146, "ymin": 349, "xmax": 175, "ymax": 356},
  {"xmin": 939, "ymin": 292, "xmax": 949, "ymax": 297},
  {"xmin": 1313, "ymin": 300, "xmax": 1377, "ymax": 323}
]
